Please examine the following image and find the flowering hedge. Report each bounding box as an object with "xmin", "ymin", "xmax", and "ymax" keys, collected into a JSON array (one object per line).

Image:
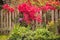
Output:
[{"xmin": 2, "ymin": 0, "xmax": 60, "ymax": 24}]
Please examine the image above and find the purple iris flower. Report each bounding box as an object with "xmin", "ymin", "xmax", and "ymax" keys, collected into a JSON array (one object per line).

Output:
[{"xmin": 18, "ymin": 18, "xmax": 23, "ymax": 23}]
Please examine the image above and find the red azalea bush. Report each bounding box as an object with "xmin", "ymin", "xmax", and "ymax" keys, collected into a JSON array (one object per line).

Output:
[
  {"xmin": 2, "ymin": 4, "xmax": 14, "ymax": 12},
  {"xmin": 41, "ymin": 3, "xmax": 56, "ymax": 11},
  {"xmin": 18, "ymin": 3, "xmax": 42, "ymax": 24}
]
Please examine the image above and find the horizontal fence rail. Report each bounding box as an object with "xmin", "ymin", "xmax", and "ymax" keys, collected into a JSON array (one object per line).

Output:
[{"xmin": 0, "ymin": 9, "xmax": 60, "ymax": 34}]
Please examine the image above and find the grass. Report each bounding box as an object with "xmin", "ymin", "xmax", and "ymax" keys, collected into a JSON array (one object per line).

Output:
[{"xmin": 0, "ymin": 35, "xmax": 9, "ymax": 40}]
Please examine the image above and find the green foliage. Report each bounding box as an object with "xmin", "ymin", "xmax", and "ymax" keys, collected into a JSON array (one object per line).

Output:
[
  {"xmin": 8, "ymin": 24, "xmax": 60, "ymax": 40},
  {"xmin": 8, "ymin": 24, "xmax": 32, "ymax": 40},
  {"xmin": 46, "ymin": 21, "xmax": 58, "ymax": 34},
  {"xmin": 56, "ymin": 6, "xmax": 60, "ymax": 10},
  {"xmin": 0, "ymin": 35, "xmax": 9, "ymax": 40}
]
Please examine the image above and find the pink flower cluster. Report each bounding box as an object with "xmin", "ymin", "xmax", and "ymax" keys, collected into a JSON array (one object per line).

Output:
[
  {"xmin": 18, "ymin": 3, "xmax": 42, "ymax": 24},
  {"xmin": 2, "ymin": 4, "xmax": 14, "ymax": 12},
  {"xmin": 41, "ymin": 3, "xmax": 55, "ymax": 11}
]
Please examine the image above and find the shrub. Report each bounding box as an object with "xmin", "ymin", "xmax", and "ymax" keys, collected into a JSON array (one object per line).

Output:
[{"xmin": 8, "ymin": 24, "xmax": 60, "ymax": 40}]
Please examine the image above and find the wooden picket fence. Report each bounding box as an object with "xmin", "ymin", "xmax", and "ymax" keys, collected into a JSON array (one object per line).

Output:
[
  {"xmin": 0, "ymin": 9, "xmax": 19, "ymax": 34},
  {"xmin": 31, "ymin": 9, "xmax": 60, "ymax": 30},
  {"xmin": 0, "ymin": 9, "xmax": 60, "ymax": 34}
]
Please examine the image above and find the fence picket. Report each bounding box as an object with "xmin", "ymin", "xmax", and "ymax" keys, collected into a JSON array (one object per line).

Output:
[
  {"xmin": 11, "ymin": 12, "xmax": 14, "ymax": 30},
  {"xmin": 55, "ymin": 9, "xmax": 59, "ymax": 34},
  {"xmin": 9, "ymin": 12, "xmax": 11, "ymax": 30},
  {"xmin": 55, "ymin": 9, "xmax": 58, "ymax": 22},
  {"xmin": 40, "ymin": 10, "xmax": 42, "ymax": 26},
  {"xmin": 1, "ymin": 10, "xmax": 3, "ymax": 28},
  {"xmin": 51, "ymin": 10, "xmax": 54, "ymax": 22},
  {"xmin": 59, "ymin": 10, "xmax": 60, "ymax": 18}
]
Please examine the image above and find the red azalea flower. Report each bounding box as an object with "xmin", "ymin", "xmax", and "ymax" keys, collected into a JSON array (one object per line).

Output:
[
  {"xmin": 46, "ymin": 3, "xmax": 56, "ymax": 10},
  {"xmin": 2, "ymin": 4, "xmax": 9, "ymax": 10},
  {"xmin": 3, "ymin": 4, "xmax": 14, "ymax": 12},
  {"xmin": 23, "ymin": 13, "xmax": 31, "ymax": 24},
  {"xmin": 41, "ymin": 4, "xmax": 55, "ymax": 11},
  {"xmin": 8, "ymin": 7, "xmax": 14, "ymax": 12},
  {"xmin": 35, "ymin": 14, "xmax": 42, "ymax": 23}
]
